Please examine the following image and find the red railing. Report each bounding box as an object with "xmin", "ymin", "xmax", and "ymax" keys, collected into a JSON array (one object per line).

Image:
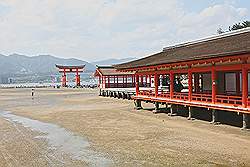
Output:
[
  {"xmin": 139, "ymin": 90, "xmax": 155, "ymax": 97},
  {"xmin": 137, "ymin": 89, "xmax": 247, "ymax": 108},
  {"xmin": 191, "ymin": 93, "xmax": 212, "ymax": 102},
  {"xmin": 158, "ymin": 89, "xmax": 170, "ymax": 98},
  {"xmin": 216, "ymin": 95, "xmax": 242, "ymax": 106},
  {"xmin": 173, "ymin": 92, "xmax": 189, "ymax": 101},
  {"xmin": 107, "ymin": 83, "xmax": 135, "ymax": 88}
]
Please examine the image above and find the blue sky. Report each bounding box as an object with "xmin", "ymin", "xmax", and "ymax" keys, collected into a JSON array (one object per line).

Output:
[{"xmin": 0, "ymin": 0, "xmax": 249, "ymax": 61}]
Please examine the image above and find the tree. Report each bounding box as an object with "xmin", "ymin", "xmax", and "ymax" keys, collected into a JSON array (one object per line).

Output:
[
  {"xmin": 217, "ymin": 20, "xmax": 250, "ymax": 34},
  {"xmin": 242, "ymin": 21, "xmax": 250, "ymax": 28},
  {"xmin": 217, "ymin": 28, "xmax": 225, "ymax": 34}
]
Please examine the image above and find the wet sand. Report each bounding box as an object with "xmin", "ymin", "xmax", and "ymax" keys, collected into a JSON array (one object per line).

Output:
[{"xmin": 0, "ymin": 88, "xmax": 250, "ymax": 167}]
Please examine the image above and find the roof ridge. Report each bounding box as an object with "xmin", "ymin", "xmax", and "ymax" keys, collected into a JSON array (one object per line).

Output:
[
  {"xmin": 163, "ymin": 27, "xmax": 250, "ymax": 51},
  {"xmin": 96, "ymin": 65, "xmax": 114, "ymax": 68}
]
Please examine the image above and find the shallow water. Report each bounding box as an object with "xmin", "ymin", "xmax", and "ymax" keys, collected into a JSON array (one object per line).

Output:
[{"xmin": 0, "ymin": 111, "xmax": 112, "ymax": 167}]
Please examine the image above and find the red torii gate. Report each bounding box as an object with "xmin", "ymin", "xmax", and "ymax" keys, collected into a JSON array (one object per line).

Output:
[{"xmin": 55, "ymin": 64, "xmax": 85, "ymax": 87}]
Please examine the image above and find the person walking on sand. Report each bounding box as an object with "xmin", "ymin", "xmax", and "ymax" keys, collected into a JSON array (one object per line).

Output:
[{"xmin": 31, "ymin": 88, "xmax": 35, "ymax": 97}]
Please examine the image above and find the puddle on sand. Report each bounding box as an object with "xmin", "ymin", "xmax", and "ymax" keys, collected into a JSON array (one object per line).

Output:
[{"xmin": 0, "ymin": 111, "xmax": 112, "ymax": 167}]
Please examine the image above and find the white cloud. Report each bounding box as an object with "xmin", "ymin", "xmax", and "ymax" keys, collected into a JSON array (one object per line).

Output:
[{"xmin": 0, "ymin": 0, "xmax": 249, "ymax": 61}]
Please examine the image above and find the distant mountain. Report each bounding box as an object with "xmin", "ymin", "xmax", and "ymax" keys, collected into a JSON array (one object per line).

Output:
[
  {"xmin": 91, "ymin": 57, "xmax": 136, "ymax": 66},
  {"xmin": 0, "ymin": 54, "xmax": 95, "ymax": 75}
]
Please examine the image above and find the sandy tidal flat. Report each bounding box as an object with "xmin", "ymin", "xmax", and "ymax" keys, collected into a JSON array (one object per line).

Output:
[{"xmin": 0, "ymin": 88, "xmax": 250, "ymax": 167}]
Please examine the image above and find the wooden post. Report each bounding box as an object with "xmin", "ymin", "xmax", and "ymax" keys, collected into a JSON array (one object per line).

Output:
[
  {"xmin": 122, "ymin": 76, "xmax": 125, "ymax": 88},
  {"xmin": 115, "ymin": 76, "xmax": 117, "ymax": 88},
  {"xmin": 62, "ymin": 69, "xmax": 66, "ymax": 87},
  {"xmin": 242, "ymin": 114, "xmax": 250, "ymax": 129},
  {"xmin": 242, "ymin": 64, "xmax": 248, "ymax": 108},
  {"xmin": 170, "ymin": 72, "xmax": 174, "ymax": 99},
  {"xmin": 98, "ymin": 76, "xmax": 101, "ymax": 87},
  {"xmin": 212, "ymin": 65, "xmax": 216, "ymax": 104},
  {"xmin": 101, "ymin": 76, "xmax": 103, "ymax": 88},
  {"xmin": 154, "ymin": 73, "xmax": 159, "ymax": 97},
  {"xmin": 75, "ymin": 68, "xmax": 78, "ymax": 86},
  {"xmin": 187, "ymin": 106, "xmax": 195, "ymax": 120},
  {"xmin": 107, "ymin": 76, "xmax": 110, "ymax": 88},
  {"xmin": 188, "ymin": 69, "xmax": 192, "ymax": 101},
  {"xmin": 136, "ymin": 75, "xmax": 139, "ymax": 96},
  {"xmin": 145, "ymin": 75, "xmax": 148, "ymax": 87},
  {"xmin": 211, "ymin": 109, "xmax": 219, "ymax": 124},
  {"xmin": 103, "ymin": 76, "xmax": 106, "ymax": 88},
  {"xmin": 125, "ymin": 75, "xmax": 128, "ymax": 87}
]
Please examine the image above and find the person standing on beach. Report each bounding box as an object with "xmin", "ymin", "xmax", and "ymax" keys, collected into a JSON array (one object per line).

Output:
[{"xmin": 31, "ymin": 89, "xmax": 35, "ymax": 97}]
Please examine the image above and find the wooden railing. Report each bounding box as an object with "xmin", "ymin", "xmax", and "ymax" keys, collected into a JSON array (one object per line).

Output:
[
  {"xmin": 216, "ymin": 95, "xmax": 242, "ymax": 106},
  {"xmin": 173, "ymin": 92, "xmax": 189, "ymax": 101},
  {"xmin": 137, "ymin": 89, "xmax": 247, "ymax": 108},
  {"xmin": 139, "ymin": 90, "xmax": 155, "ymax": 97},
  {"xmin": 191, "ymin": 93, "xmax": 212, "ymax": 102},
  {"xmin": 158, "ymin": 89, "xmax": 170, "ymax": 98},
  {"xmin": 107, "ymin": 83, "xmax": 135, "ymax": 88}
]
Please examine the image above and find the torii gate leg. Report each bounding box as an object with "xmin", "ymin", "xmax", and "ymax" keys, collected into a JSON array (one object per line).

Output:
[
  {"xmin": 62, "ymin": 69, "xmax": 67, "ymax": 87},
  {"xmin": 76, "ymin": 69, "xmax": 80, "ymax": 86}
]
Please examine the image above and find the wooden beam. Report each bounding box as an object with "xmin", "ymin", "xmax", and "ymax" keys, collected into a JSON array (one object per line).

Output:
[
  {"xmin": 212, "ymin": 65, "xmax": 217, "ymax": 104},
  {"xmin": 118, "ymin": 53, "xmax": 250, "ymax": 72},
  {"xmin": 154, "ymin": 74, "xmax": 159, "ymax": 97},
  {"xmin": 170, "ymin": 72, "xmax": 174, "ymax": 99},
  {"xmin": 136, "ymin": 75, "xmax": 139, "ymax": 96},
  {"xmin": 188, "ymin": 69, "xmax": 192, "ymax": 101},
  {"xmin": 242, "ymin": 64, "xmax": 248, "ymax": 108}
]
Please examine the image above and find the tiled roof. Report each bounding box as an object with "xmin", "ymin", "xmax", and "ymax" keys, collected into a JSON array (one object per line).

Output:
[
  {"xmin": 95, "ymin": 66, "xmax": 135, "ymax": 76},
  {"xmin": 114, "ymin": 28, "xmax": 250, "ymax": 70}
]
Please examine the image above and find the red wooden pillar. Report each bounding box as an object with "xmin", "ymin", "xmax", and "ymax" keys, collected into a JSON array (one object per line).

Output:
[
  {"xmin": 75, "ymin": 69, "xmax": 80, "ymax": 86},
  {"xmin": 148, "ymin": 75, "xmax": 151, "ymax": 87},
  {"xmin": 101, "ymin": 76, "xmax": 103, "ymax": 88},
  {"xmin": 103, "ymin": 76, "xmax": 106, "ymax": 88},
  {"xmin": 154, "ymin": 74, "xmax": 159, "ymax": 97},
  {"xmin": 125, "ymin": 75, "xmax": 128, "ymax": 87},
  {"xmin": 148, "ymin": 75, "xmax": 150, "ymax": 87},
  {"xmin": 122, "ymin": 76, "xmax": 124, "ymax": 88},
  {"xmin": 236, "ymin": 72, "xmax": 241, "ymax": 95},
  {"xmin": 98, "ymin": 76, "xmax": 101, "ymax": 87},
  {"xmin": 242, "ymin": 64, "xmax": 248, "ymax": 108},
  {"xmin": 115, "ymin": 76, "xmax": 118, "ymax": 88},
  {"xmin": 170, "ymin": 72, "xmax": 174, "ymax": 99},
  {"xmin": 136, "ymin": 75, "xmax": 139, "ymax": 96},
  {"xmin": 118, "ymin": 76, "xmax": 119, "ymax": 87},
  {"xmin": 62, "ymin": 69, "xmax": 67, "ymax": 87},
  {"xmin": 107, "ymin": 76, "xmax": 110, "ymax": 88},
  {"xmin": 188, "ymin": 69, "xmax": 193, "ymax": 101},
  {"xmin": 113, "ymin": 76, "xmax": 114, "ymax": 88},
  {"xmin": 212, "ymin": 66, "xmax": 217, "ymax": 104}
]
